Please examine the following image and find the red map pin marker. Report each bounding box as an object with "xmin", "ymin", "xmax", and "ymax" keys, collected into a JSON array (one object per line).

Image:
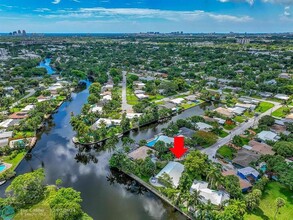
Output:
[{"xmin": 170, "ymin": 136, "xmax": 187, "ymax": 158}]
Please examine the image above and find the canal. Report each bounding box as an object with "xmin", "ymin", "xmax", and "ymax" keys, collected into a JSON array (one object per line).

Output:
[{"xmin": 0, "ymin": 87, "xmax": 215, "ymax": 220}]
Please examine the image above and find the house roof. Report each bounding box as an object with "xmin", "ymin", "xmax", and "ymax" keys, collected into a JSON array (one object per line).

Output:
[
  {"xmin": 238, "ymin": 167, "xmax": 259, "ymax": 178},
  {"xmin": 195, "ymin": 122, "xmax": 213, "ymax": 130},
  {"xmin": 155, "ymin": 161, "xmax": 184, "ymax": 188},
  {"xmin": 248, "ymin": 140, "xmax": 275, "ymax": 155},
  {"xmin": 0, "ymin": 131, "xmax": 13, "ymax": 139},
  {"xmin": 229, "ymin": 107, "xmax": 246, "ymax": 115},
  {"xmin": 257, "ymin": 131, "xmax": 279, "ymax": 142},
  {"xmin": 232, "ymin": 149, "xmax": 261, "ymax": 168},
  {"xmin": 190, "ymin": 180, "xmax": 230, "ymax": 206},
  {"xmin": 91, "ymin": 105, "xmax": 103, "ymax": 113},
  {"xmin": 9, "ymin": 112, "xmax": 28, "ymax": 119},
  {"xmin": 0, "ymin": 138, "xmax": 9, "ymax": 148},
  {"xmin": 0, "ymin": 119, "xmax": 13, "ymax": 128},
  {"xmin": 91, "ymin": 118, "xmax": 121, "ymax": 129},
  {"xmin": 214, "ymin": 107, "xmax": 234, "ymax": 117},
  {"xmin": 179, "ymin": 127, "xmax": 196, "ymax": 138},
  {"xmin": 222, "ymin": 170, "xmax": 252, "ymax": 190},
  {"xmin": 170, "ymin": 98, "xmax": 184, "ymax": 104},
  {"xmin": 159, "ymin": 102, "xmax": 176, "ymax": 109},
  {"xmin": 128, "ymin": 146, "xmax": 155, "ymax": 160},
  {"xmin": 274, "ymin": 94, "xmax": 290, "ymax": 100}
]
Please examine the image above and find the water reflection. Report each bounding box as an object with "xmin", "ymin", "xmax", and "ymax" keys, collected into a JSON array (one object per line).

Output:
[{"xmin": 0, "ymin": 87, "xmax": 215, "ymax": 220}]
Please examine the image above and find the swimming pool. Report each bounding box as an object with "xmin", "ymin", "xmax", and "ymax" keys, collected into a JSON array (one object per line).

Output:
[
  {"xmin": 0, "ymin": 164, "xmax": 6, "ymax": 172},
  {"xmin": 146, "ymin": 137, "xmax": 159, "ymax": 147}
]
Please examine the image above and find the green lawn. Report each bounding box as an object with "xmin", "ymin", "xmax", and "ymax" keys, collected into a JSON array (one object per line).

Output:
[
  {"xmin": 13, "ymin": 131, "xmax": 36, "ymax": 139},
  {"xmin": 217, "ymin": 145, "xmax": 236, "ymax": 160},
  {"xmin": 180, "ymin": 102, "xmax": 196, "ymax": 110},
  {"xmin": 218, "ymin": 130, "xmax": 229, "ymax": 138},
  {"xmin": 272, "ymin": 107, "xmax": 291, "ymax": 118},
  {"xmin": 149, "ymin": 94, "xmax": 165, "ymax": 102},
  {"xmin": 255, "ymin": 102, "xmax": 274, "ymax": 113},
  {"xmin": 223, "ymin": 123, "xmax": 237, "ymax": 130},
  {"xmin": 126, "ymin": 88, "xmax": 139, "ymax": 105},
  {"xmin": 245, "ymin": 182, "xmax": 293, "ymax": 220},
  {"xmin": 234, "ymin": 115, "xmax": 246, "ymax": 123},
  {"xmin": 2, "ymin": 151, "xmax": 26, "ymax": 170},
  {"xmin": 244, "ymin": 110, "xmax": 254, "ymax": 118}
]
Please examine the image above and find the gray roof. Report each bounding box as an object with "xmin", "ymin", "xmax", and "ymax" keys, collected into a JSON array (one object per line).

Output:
[
  {"xmin": 0, "ymin": 131, "xmax": 13, "ymax": 139},
  {"xmin": 0, "ymin": 138, "xmax": 9, "ymax": 147},
  {"xmin": 179, "ymin": 127, "xmax": 196, "ymax": 138},
  {"xmin": 232, "ymin": 149, "xmax": 261, "ymax": 168}
]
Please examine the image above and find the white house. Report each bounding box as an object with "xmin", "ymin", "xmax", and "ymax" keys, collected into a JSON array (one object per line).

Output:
[
  {"xmin": 170, "ymin": 98, "xmax": 184, "ymax": 105},
  {"xmin": 102, "ymin": 95, "xmax": 112, "ymax": 102},
  {"xmin": 21, "ymin": 104, "xmax": 35, "ymax": 112},
  {"xmin": 274, "ymin": 94, "xmax": 290, "ymax": 101},
  {"xmin": 91, "ymin": 118, "xmax": 121, "ymax": 129},
  {"xmin": 257, "ymin": 131, "xmax": 280, "ymax": 142},
  {"xmin": 136, "ymin": 94, "xmax": 149, "ymax": 99},
  {"xmin": 195, "ymin": 122, "xmax": 213, "ymax": 131},
  {"xmin": 90, "ymin": 105, "xmax": 103, "ymax": 113},
  {"xmin": 190, "ymin": 181, "xmax": 230, "ymax": 206},
  {"xmin": 155, "ymin": 161, "xmax": 185, "ymax": 188}
]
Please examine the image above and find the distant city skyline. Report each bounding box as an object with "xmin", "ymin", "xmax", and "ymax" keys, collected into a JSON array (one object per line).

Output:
[{"xmin": 0, "ymin": 0, "xmax": 292, "ymax": 33}]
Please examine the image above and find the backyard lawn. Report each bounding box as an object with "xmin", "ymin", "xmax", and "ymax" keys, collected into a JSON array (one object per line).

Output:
[
  {"xmin": 234, "ymin": 115, "xmax": 246, "ymax": 123},
  {"xmin": 255, "ymin": 102, "xmax": 274, "ymax": 113},
  {"xmin": 180, "ymin": 102, "xmax": 196, "ymax": 110},
  {"xmin": 245, "ymin": 182, "xmax": 293, "ymax": 220},
  {"xmin": 2, "ymin": 151, "xmax": 26, "ymax": 170},
  {"xmin": 126, "ymin": 88, "xmax": 139, "ymax": 105},
  {"xmin": 218, "ymin": 130, "xmax": 229, "ymax": 138},
  {"xmin": 272, "ymin": 106, "xmax": 291, "ymax": 118},
  {"xmin": 149, "ymin": 94, "xmax": 165, "ymax": 101},
  {"xmin": 217, "ymin": 145, "xmax": 236, "ymax": 160}
]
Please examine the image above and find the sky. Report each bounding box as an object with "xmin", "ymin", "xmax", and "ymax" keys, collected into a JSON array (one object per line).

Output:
[{"xmin": 0, "ymin": 0, "xmax": 292, "ymax": 33}]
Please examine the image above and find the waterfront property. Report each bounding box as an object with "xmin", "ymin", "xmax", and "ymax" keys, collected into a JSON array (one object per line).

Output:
[
  {"xmin": 153, "ymin": 161, "xmax": 184, "ymax": 188},
  {"xmin": 190, "ymin": 180, "xmax": 230, "ymax": 206},
  {"xmin": 146, "ymin": 135, "xmax": 174, "ymax": 147},
  {"xmin": 128, "ymin": 146, "xmax": 156, "ymax": 161}
]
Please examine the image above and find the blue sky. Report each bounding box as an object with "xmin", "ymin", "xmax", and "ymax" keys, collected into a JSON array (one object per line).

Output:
[{"xmin": 0, "ymin": 0, "xmax": 292, "ymax": 33}]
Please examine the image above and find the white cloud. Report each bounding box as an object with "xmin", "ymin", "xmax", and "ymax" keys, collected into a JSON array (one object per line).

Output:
[
  {"xmin": 52, "ymin": 0, "xmax": 61, "ymax": 4},
  {"xmin": 283, "ymin": 6, "xmax": 291, "ymax": 16},
  {"xmin": 262, "ymin": 0, "xmax": 293, "ymax": 4},
  {"xmin": 219, "ymin": 0, "xmax": 293, "ymax": 5},
  {"xmin": 34, "ymin": 8, "xmax": 51, "ymax": 12},
  {"xmin": 218, "ymin": 0, "xmax": 255, "ymax": 5},
  {"xmin": 40, "ymin": 7, "xmax": 253, "ymax": 23}
]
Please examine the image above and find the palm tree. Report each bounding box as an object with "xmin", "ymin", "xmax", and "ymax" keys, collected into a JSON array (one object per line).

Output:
[
  {"xmin": 274, "ymin": 198, "xmax": 285, "ymax": 220},
  {"xmin": 188, "ymin": 190, "xmax": 203, "ymax": 209},
  {"xmin": 206, "ymin": 166, "xmax": 223, "ymax": 189}
]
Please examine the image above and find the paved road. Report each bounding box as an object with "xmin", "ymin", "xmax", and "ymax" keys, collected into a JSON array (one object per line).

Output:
[
  {"xmin": 121, "ymin": 71, "xmax": 133, "ymax": 113},
  {"xmin": 11, "ymin": 89, "xmax": 36, "ymax": 109},
  {"xmin": 201, "ymin": 100, "xmax": 282, "ymax": 161}
]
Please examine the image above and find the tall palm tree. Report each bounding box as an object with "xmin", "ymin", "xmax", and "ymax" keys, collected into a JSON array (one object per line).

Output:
[
  {"xmin": 188, "ymin": 190, "xmax": 203, "ymax": 209},
  {"xmin": 207, "ymin": 166, "xmax": 223, "ymax": 189}
]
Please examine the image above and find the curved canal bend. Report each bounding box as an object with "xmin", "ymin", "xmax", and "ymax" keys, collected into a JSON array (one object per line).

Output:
[{"xmin": 0, "ymin": 87, "xmax": 216, "ymax": 220}]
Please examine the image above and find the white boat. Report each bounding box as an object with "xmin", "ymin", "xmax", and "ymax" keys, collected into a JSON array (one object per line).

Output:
[{"xmin": 0, "ymin": 180, "xmax": 6, "ymax": 185}]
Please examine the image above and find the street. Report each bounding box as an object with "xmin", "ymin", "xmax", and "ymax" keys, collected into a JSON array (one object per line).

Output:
[
  {"xmin": 201, "ymin": 100, "xmax": 282, "ymax": 161},
  {"xmin": 121, "ymin": 71, "xmax": 133, "ymax": 113}
]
